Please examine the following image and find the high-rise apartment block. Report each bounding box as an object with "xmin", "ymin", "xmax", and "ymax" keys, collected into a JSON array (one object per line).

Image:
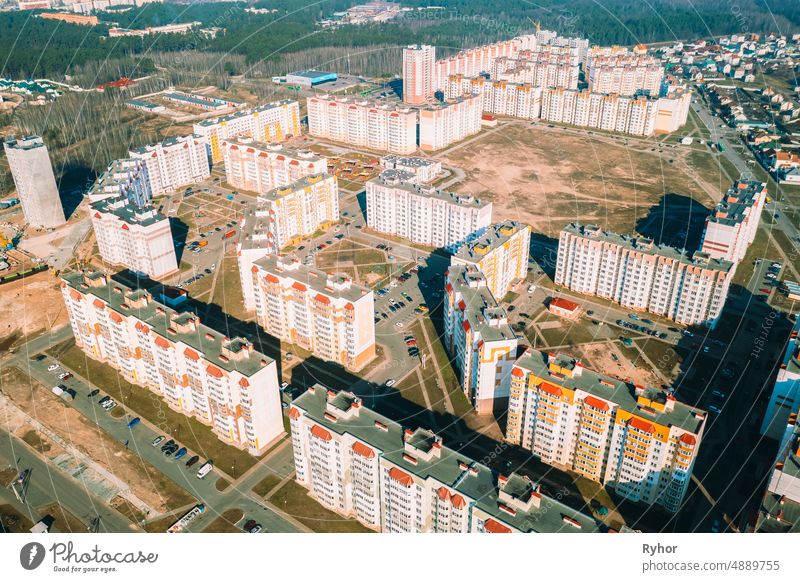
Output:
[
  {"xmin": 755, "ymin": 412, "xmax": 800, "ymax": 532},
  {"xmin": 193, "ymin": 100, "xmax": 301, "ymax": 163},
  {"xmin": 506, "ymin": 350, "xmax": 706, "ymax": 512},
  {"xmin": 129, "ymin": 134, "xmax": 210, "ymax": 195},
  {"xmin": 379, "ymin": 155, "xmax": 442, "ymax": 184},
  {"xmin": 60, "ymin": 270, "xmax": 284, "ymax": 454},
  {"xmin": 418, "ymin": 94, "xmax": 482, "ymax": 151},
  {"xmin": 451, "ymin": 221, "xmax": 530, "ymax": 301},
  {"xmin": 366, "ymin": 172, "xmax": 492, "ymax": 248},
  {"xmin": 493, "ymin": 50, "xmax": 580, "ymax": 88},
  {"xmin": 761, "ymin": 319, "xmax": 800, "ymax": 440},
  {"xmin": 249, "ymin": 255, "xmax": 375, "ymax": 370},
  {"xmin": 88, "ymin": 158, "xmax": 152, "ymax": 208},
  {"xmin": 306, "ymin": 95, "xmax": 417, "ymax": 154},
  {"xmin": 445, "ymin": 76, "xmax": 543, "ymax": 120},
  {"xmin": 402, "ymin": 44, "xmax": 436, "ymax": 104},
  {"xmin": 653, "ymin": 90, "xmax": 693, "ymax": 134},
  {"xmin": 555, "ymin": 224, "xmax": 734, "ymax": 328},
  {"xmin": 433, "ymin": 37, "xmax": 527, "ymax": 91},
  {"xmin": 587, "ymin": 54, "xmax": 664, "ymax": 96},
  {"xmin": 444, "ymin": 264, "xmax": 519, "ymax": 415},
  {"xmin": 701, "ymin": 179, "xmax": 767, "ymax": 264},
  {"xmin": 222, "ymin": 138, "xmax": 327, "ymax": 195},
  {"xmin": 290, "ymin": 384, "xmax": 603, "ymax": 532},
  {"xmin": 90, "ymin": 195, "xmax": 178, "ymax": 279},
  {"xmin": 237, "ymin": 174, "xmax": 339, "ymax": 307},
  {"xmin": 3, "ymin": 135, "xmax": 66, "ymax": 228}
]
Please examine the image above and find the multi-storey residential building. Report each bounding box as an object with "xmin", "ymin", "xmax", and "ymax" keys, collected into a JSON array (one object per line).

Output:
[
  {"xmin": 306, "ymin": 95, "xmax": 417, "ymax": 154},
  {"xmin": 418, "ymin": 94, "xmax": 482, "ymax": 151},
  {"xmin": 701, "ymin": 179, "xmax": 767, "ymax": 264},
  {"xmin": 128, "ymin": 134, "xmax": 210, "ymax": 195},
  {"xmin": 60, "ymin": 270, "xmax": 283, "ymax": 454},
  {"xmin": 653, "ymin": 90, "xmax": 693, "ymax": 134},
  {"xmin": 555, "ymin": 224, "xmax": 734, "ymax": 328},
  {"xmin": 493, "ymin": 50, "xmax": 580, "ymax": 89},
  {"xmin": 507, "ymin": 350, "xmax": 706, "ymax": 512},
  {"xmin": 445, "ymin": 76, "xmax": 542, "ymax": 120},
  {"xmin": 541, "ymin": 88, "xmax": 662, "ymax": 136},
  {"xmin": 380, "ymin": 155, "xmax": 442, "ymax": 183},
  {"xmin": 433, "ymin": 36, "xmax": 530, "ymax": 90},
  {"xmin": 3, "ymin": 135, "xmax": 66, "ymax": 228},
  {"xmin": 290, "ymin": 384, "xmax": 604, "ymax": 532},
  {"xmin": 193, "ymin": 100, "xmax": 301, "ymax": 163},
  {"xmin": 88, "ymin": 158, "xmax": 152, "ymax": 208},
  {"xmin": 403, "ymin": 44, "xmax": 436, "ymax": 104},
  {"xmin": 366, "ymin": 172, "xmax": 492, "ymax": 248},
  {"xmin": 249, "ymin": 255, "xmax": 375, "ymax": 370},
  {"xmin": 761, "ymin": 319, "xmax": 800, "ymax": 440},
  {"xmin": 237, "ymin": 174, "xmax": 339, "ymax": 305},
  {"xmin": 222, "ymin": 138, "xmax": 327, "ymax": 195},
  {"xmin": 756, "ymin": 412, "xmax": 800, "ymax": 532},
  {"xmin": 587, "ymin": 54, "xmax": 664, "ymax": 96},
  {"xmin": 451, "ymin": 220, "xmax": 531, "ymax": 301},
  {"xmin": 444, "ymin": 265, "xmax": 519, "ymax": 415},
  {"xmin": 90, "ymin": 195, "xmax": 178, "ymax": 279}
]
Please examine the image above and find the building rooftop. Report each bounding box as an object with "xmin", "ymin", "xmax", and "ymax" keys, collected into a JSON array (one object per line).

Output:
[
  {"xmin": 453, "ymin": 220, "xmax": 528, "ymax": 263},
  {"xmin": 706, "ymin": 179, "xmax": 766, "ymax": 227},
  {"xmin": 381, "ymin": 155, "xmax": 439, "ymax": 169},
  {"xmin": 3, "ymin": 134, "xmax": 46, "ymax": 151},
  {"xmin": 514, "ymin": 349, "xmax": 707, "ymax": 435},
  {"xmin": 223, "ymin": 137, "xmax": 324, "ymax": 164},
  {"xmin": 368, "ymin": 173, "xmax": 489, "ymax": 210},
  {"xmin": 446, "ymin": 264, "xmax": 516, "ymax": 343},
  {"xmin": 287, "ymin": 70, "xmax": 336, "ymax": 80},
  {"xmin": 195, "ymin": 99, "xmax": 297, "ymax": 128},
  {"xmin": 293, "ymin": 384, "xmax": 604, "ymax": 533},
  {"xmin": 90, "ymin": 195, "xmax": 165, "ymax": 228},
  {"xmin": 756, "ymin": 493, "xmax": 800, "ymax": 533},
  {"xmin": 563, "ymin": 223, "xmax": 734, "ymax": 273},
  {"xmin": 129, "ymin": 133, "xmax": 203, "ymax": 155},
  {"xmin": 61, "ymin": 269, "xmax": 274, "ymax": 377},
  {"xmin": 253, "ymin": 253, "xmax": 371, "ymax": 303}
]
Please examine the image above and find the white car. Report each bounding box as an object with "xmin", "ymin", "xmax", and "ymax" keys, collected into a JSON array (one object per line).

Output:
[
  {"xmin": 280, "ymin": 382, "xmax": 289, "ymax": 391},
  {"xmin": 385, "ymin": 379, "xmax": 395, "ymax": 387},
  {"xmin": 47, "ymin": 364, "xmax": 60, "ymax": 372}
]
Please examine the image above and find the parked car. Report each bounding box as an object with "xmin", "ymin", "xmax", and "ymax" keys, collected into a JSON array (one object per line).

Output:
[
  {"xmin": 88, "ymin": 389, "xmax": 100, "ymax": 398},
  {"xmin": 174, "ymin": 447, "xmax": 188, "ymax": 460},
  {"xmin": 249, "ymin": 524, "xmax": 263, "ymax": 534},
  {"xmin": 385, "ymin": 379, "xmax": 395, "ymax": 387},
  {"xmin": 47, "ymin": 364, "xmax": 60, "ymax": 372},
  {"xmin": 152, "ymin": 436, "xmax": 165, "ymax": 447},
  {"xmin": 160, "ymin": 439, "xmax": 175, "ymax": 452},
  {"xmin": 185, "ymin": 455, "xmax": 200, "ymax": 468},
  {"xmin": 243, "ymin": 519, "xmax": 257, "ymax": 531},
  {"xmin": 126, "ymin": 417, "xmax": 140, "ymax": 429}
]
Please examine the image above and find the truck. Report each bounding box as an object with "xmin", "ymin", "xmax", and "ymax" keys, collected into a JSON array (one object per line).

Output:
[
  {"xmin": 196, "ymin": 460, "xmax": 214, "ymax": 479},
  {"xmin": 223, "ymin": 229, "xmax": 236, "ymax": 239}
]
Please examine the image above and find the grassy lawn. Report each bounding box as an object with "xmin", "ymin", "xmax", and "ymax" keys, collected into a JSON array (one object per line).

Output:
[
  {"xmin": 48, "ymin": 340, "xmax": 263, "ymax": 478},
  {"xmin": 634, "ymin": 338, "xmax": 684, "ymax": 379},
  {"xmin": 0, "ymin": 504, "xmax": 34, "ymax": 533},
  {"xmin": 395, "ymin": 373, "xmax": 428, "ymax": 409},
  {"xmin": 538, "ymin": 319, "xmax": 604, "ymax": 348},
  {"xmin": 210, "ymin": 254, "xmax": 248, "ymax": 321},
  {"xmin": 575, "ymin": 478, "xmax": 625, "ymax": 531},
  {"xmin": 202, "ymin": 508, "xmax": 244, "ymax": 533},
  {"xmin": 37, "ymin": 503, "xmax": 88, "ymax": 533},
  {"xmin": 732, "ymin": 227, "xmax": 778, "ymax": 286},
  {"xmin": 251, "ymin": 473, "xmax": 284, "ymax": 498},
  {"xmin": 268, "ymin": 479, "xmax": 372, "ymax": 533}
]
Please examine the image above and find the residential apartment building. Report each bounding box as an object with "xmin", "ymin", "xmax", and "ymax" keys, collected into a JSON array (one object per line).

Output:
[
  {"xmin": 493, "ymin": 52, "xmax": 580, "ymax": 89},
  {"xmin": 587, "ymin": 54, "xmax": 664, "ymax": 96},
  {"xmin": 193, "ymin": 100, "xmax": 301, "ymax": 163},
  {"xmin": 290, "ymin": 384, "xmax": 603, "ymax": 532},
  {"xmin": 88, "ymin": 158, "xmax": 152, "ymax": 208},
  {"xmin": 60, "ymin": 270, "xmax": 284, "ymax": 454},
  {"xmin": 433, "ymin": 37, "xmax": 527, "ymax": 91},
  {"xmin": 507, "ymin": 350, "xmax": 706, "ymax": 512},
  {"xmin": 90, "ymin": 195, "xmax": 178, "ymax": 279},
  {"xmin": 306, "ymin": 95, "xmax": 417, "ymax": 154},
  {"xmin": 700, "ymin": 179, "xmax": 767, "ymax": 264},
  {"xmin": 444, "ymin": 264, "xmax": 519, "ymax": 415},
  {"xmin": 380, "ymin": 155, "xmax": 442, "ymax": 183},
  {"xmin": 541, "ymin": 88, "xmax": 662, "ymax": 136},
  {"xmin": 237, "ymin": 173, "xmax": 339, "ymax": 305},
  {"xmin": 761, "ymin": 319, "xmax": 800, "ymax": 440},
  {"xmin": 3, "ymin": 135, "xmax": 66, "ymax": 229},
  {"xmin": 249, "ymin": 255, "xmax": 375, "ymax": 370},
  {"xmin": 403, "ymin": 44, "xmax": 436, "ymax": 104},
  {"xmin": 418, "ymin": 94, "xmax": 482, "ymax": 151},
  {"xmin": 756, "ymin": 412, "xmax": 800, "ymax": 532},
  {"xmin": 222, "ymin": 138, "xmax": 327, "ymax": 195},
  {"xmin": 129, "ymin": 134, "xmax": 210, "ymax": 195},
  {"xmin": 445, "ymin": 76, "xmax": 543, "ymax": 120},
  {"xmin": 555, "ymin": 224, "xmax": 734, "ymax": 328},
  {"xmin": 653, "ymin": 90, "xmax": 693, "ymax": 134},
  {"xmin": 366, "ymin": 172, "xmax": 492, "ymax": 248},
  {"xmin": 451, "ymin": 220, "xmax": 531, "ymax": 301}
]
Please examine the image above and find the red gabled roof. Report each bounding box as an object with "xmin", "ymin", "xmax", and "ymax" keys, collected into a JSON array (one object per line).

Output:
[
  {"xmin": 265, "ymin": 273, "xmax": 279, "ymax": 284},
  {"xmin": 154, "ymin": 336, "xmax": 171, "ymax": 349},
  {"xmin": 310, "ymin": 424, "xmax": 332, "ymax": 442},
  {"xmin": 206, "ymin": 364, "xmax": 224, "ymax": 378},
  {"xmin": 292, "ymin": 281, "xmax": 307, "ymax": 292},
  {"xmin": 315, "ymin": 293, "xmax": 330, "ymax": 305},
  {"xmin": 109, "ymin": 311, "xmax": 123, "ymax": 324},
  {"xmin": 92, "ymin": 298, "xmax": 105, "ymax": 310},
  {"xmin": 628, "ymin": 416, "xmax": 655, "ymax": 433},
  {"xmin": 238, "ymin": 377, "xmax": 250, "ymax": 387},
  {"xmin": 484, "ymin": 518, "xmax": 512, "ymax": 533},
  {"xmin": 583, "ymin": 395, "xmax": 610, "ymax": 411},
  {"xmin": 511, "ymin": 367, "xmax": 525, "ymax": 378},
  {"xmin": 288, "ymin": 407, "xmax": 301, "ymax": 419},
  {"xmin": 388, "ymin": 466, "xmax": 413, "ymax": 487},
  {"xmin": 451, "ymin": 494, "xmax": 466, "ymax": 509},
  {"xmin": 538, "ymin": 381, "xmax": 563, "ymax": 397},
  {"xmin": 437, "ymin": 486, "xmax": 451, "ymax": 502},
  {"xmin": 550, "ymin": 297, "xmax": 580, "ymax": 312},
  {"xmin": 184, "ymin": 347, "xmax": 200, "ymax": 361},
  {"xmin": 351, "ymin": 441, "xmax": 375, "ymax": 458},
  {"xmin": 679, "ymin": 433, "xmax": 696, "ymax": 445}
]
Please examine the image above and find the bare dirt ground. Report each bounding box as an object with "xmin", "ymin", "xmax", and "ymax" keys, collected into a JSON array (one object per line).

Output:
[
  {"xmin": 580, "ymin": 341, "xmax": 661, "ymax": 388},
  {"xmin": 0, "ymin": 367, "xmax": 194, "ymax": 514},
  {"xmin": 439, "ymin": 121, "xmax": 726, "ymax": 238},
  {"xmin": 0, "ymin": 272, "xmax": 69, "ymax": 350}
]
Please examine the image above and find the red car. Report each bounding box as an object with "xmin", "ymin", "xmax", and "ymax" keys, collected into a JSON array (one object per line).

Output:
[{"xmin": 405, "ymin": 340, "xmax": 417, "ymax": 346}]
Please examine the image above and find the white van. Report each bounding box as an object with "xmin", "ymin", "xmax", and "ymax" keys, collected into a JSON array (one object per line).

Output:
[{"xmin": 196, "ymin": 461, "xmax": 214, "ymax": 479}]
